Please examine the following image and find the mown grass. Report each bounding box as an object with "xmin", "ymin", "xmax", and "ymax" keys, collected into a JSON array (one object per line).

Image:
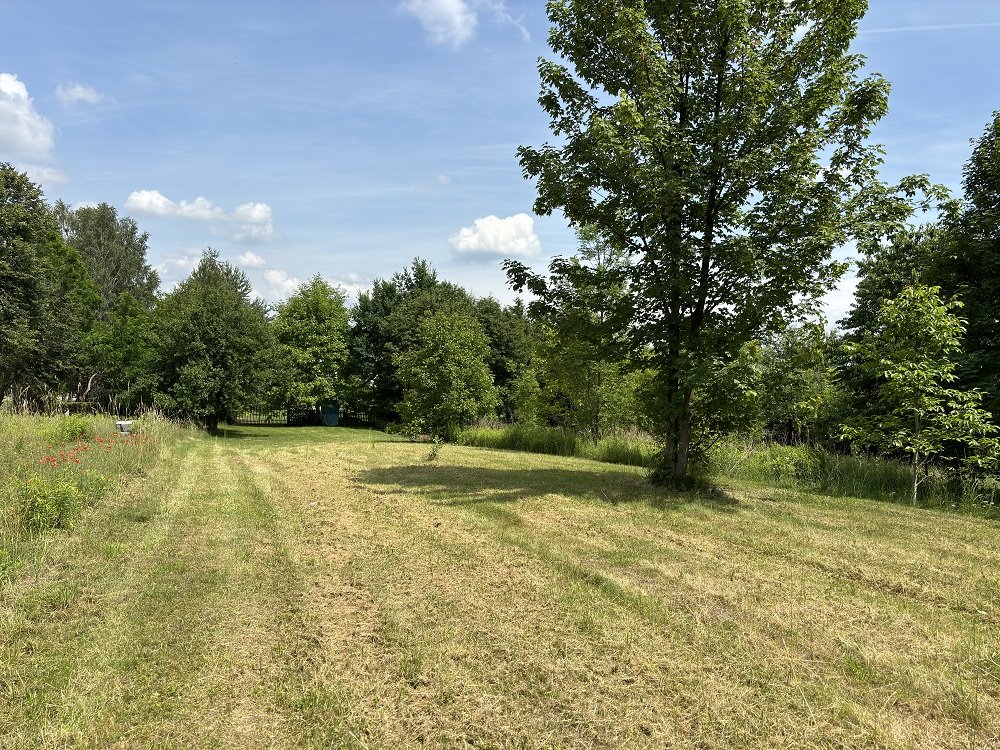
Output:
[{"xmin": 2, "ymin": 422, "xmax": 998, "ymax": 748}]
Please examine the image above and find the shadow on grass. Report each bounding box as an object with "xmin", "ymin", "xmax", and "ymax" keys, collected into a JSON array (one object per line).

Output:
[
  {"xmin": 211, "ymin": 426, "xmax": 275, "ymax": 440},
  {"xmin": 357, "ymin": 463, "xmax": 739, "ymax": 513}
]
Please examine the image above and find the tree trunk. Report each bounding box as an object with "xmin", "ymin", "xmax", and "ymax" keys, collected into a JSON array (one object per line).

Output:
[
  {"xmin": 653, "ymin": 384, "xmax": 695, "ymax": 487},
  {"xmin": 912, "ymin": 451, "xmax": 919, "ymax": 505}
]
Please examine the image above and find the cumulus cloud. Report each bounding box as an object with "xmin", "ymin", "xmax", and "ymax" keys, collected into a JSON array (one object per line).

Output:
[
  {"xmin": 125, "ymin": 189, "xmax": 225, "ymax": 219},
  {"xmin": 401, "ymin": 0, "xmax": 477, "ymax": 47},
  {"xmin": 263, "ymin": 269, "xmax": 300, "ymax": 299},
  {"xmin": 238, "ymin": 250, "xmax": 267, "ymax": 268},
  {"xmin": 232, "ymin": 201, "xmax": 274, "ymax": 242},
  {"xmin": 125, "ymin": 190, "xmax": 271, "ymax": 239},
  {"xmin": 449, "ymin": 213, "xmax": 541, "ymax": 258},
  {"xmin": 0, "ymin": 73, "xmax": 55, "ymax": 160},
  {"xmin": 153, "ymin": 253, "xmax": 201, "ymax": 279},
  {"xmin": 55, "ymin": 82, "xmax": 104, "ymax": 106}
]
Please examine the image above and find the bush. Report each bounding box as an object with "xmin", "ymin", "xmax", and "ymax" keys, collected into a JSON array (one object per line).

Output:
[
  {"xmin": 50, "ymin": 415, "xmax": 95, "ymax": 443},
  {"xmin": 20, "ymin": 477, "xmax": 82, "ymax": 532}
]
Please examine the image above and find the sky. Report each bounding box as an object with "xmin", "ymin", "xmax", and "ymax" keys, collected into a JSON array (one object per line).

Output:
[{"xmin": 2, "ymin": 0, "xmax": 999, "ymax": 321}]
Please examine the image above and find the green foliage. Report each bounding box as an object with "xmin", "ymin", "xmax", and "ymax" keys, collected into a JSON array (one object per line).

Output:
[
  {"xmin": 841, "ymin": 284, "xmax": 999, "ymax": 502},
  {"xmin": 0, "ymin": 163, "xmax": 53, "ymax": 402},
  {"xmin": 757, "ymin": 321, "xmax": 844, "ymax": 444},
  {"xmin": 272, "ymin": 275, "xmax": 349, "ymax": 414},
  {"xmin": 52, "ymin": 415, "xmax": 95, "ymax": 443},
  {"xmin": 83, "ymin": 292, "xmax": 158, "ymax": 409},
  {"xmin": 507, "ymin": 226, "xmax": 642, "ymax": 437},
  {"xmin": 348, "ymin": 259, "xmax": 477, "ymax": 423},
  {"xmin": 0, "ymin": 164, "xmax": 105, "ymax": 405},
  {"xmin": 934, "ymin": 111, "xmax": 1000, "ymax": 418},
  {"xmin": 19, "ymin": 476, "xmax": 82, "ymax": 531},
  {"xmin": 153, "ymin": 251, "xmax": 271, "ymax": 430},
  {"xmin": 396, "ymin": 312, "xmax": 500, "ymax": 440},
  {"xmin": 520, "ymin": 1, "xmax": 933, "ymax": 483},
  {"xmin": 54, "ymin": 200, "xmax": 159, "ymax": 310},
  {"xmin": 689, "ymin": 341, "xmax": 763, "ymax": 450},
  {"xmin": 706, "ymin": 439, "xmax": 1000, "ymax": 511},
  {"xmin": 474, "ymin": 297, "xmax": 537, "ymax": 421}
]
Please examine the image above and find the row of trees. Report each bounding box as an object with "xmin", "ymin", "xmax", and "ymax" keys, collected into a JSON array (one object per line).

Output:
[
  {"xmin": 2, "ymin": 137, "xmax": 998, "ymax": 499},
  {"xmin": 3, "ymin": 2, "xmax": 999, "ymax": 495}
]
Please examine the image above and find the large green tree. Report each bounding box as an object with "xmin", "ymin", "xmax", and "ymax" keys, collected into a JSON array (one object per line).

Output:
[
  {"xmin": 153, "ymin": 251, "xmax": 271, "ymax": 430},
  {"xmin": 519, "ymin": 0, "xmax": 929, "ymax": 484},
  {"xmin": 272, "ymin": 275, "xmax": 350, "ymax": 418},
  {"xmin": 0, "ymin": 164, "xmax": 100, "ymax": 406},
  {"xmin": 935, "ymin": 112, "xmax": 1000, "ymax": 417},
  {"xmin": 396, "ymin": 312, "xmax": 500, "ymax": 440},
  {"xmin": 55, "ymin": 201, "xmax": 159, "ymax": 309},
  {"xmin": 347, "ymin": 259, "xmax": 475, "ymax": 422},
  {"xmin": 0, "ymin": 164, "xmax": 55, "ymax": 403}
]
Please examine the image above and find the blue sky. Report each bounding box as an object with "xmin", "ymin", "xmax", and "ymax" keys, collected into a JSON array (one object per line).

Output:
[{"xmin": 2, "ymin": 1, "xmax": 998, "ymax": 320}]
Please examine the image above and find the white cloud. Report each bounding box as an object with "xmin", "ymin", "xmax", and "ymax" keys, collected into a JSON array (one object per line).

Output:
[
  {"xmin": 238, "ymin": 250, "xmax": 267, "ymax": 268},
  {"xmin": 125, "ymin": 189, "xmax": 180, "ymax": 216},
  {"xmin": 332, "ymin": 271, "xmax": 371, "ymax": 299},
  {"xmin": 175, "ymin": 196, "xmax": 225, "ymax": 220},
  {"xmin": 480, "ymin": 0, "xmax": 530, "ymax": 41},
  {"xmin": 20, "ymin": 164, "xmax": 68, "ymax": 185},
  {"xmin": 125, "ymin": 189, "xmax": 238, "ymax": 223},
  {"xmin": 263, "ymin": 269, "xmax": 300, "ymax": 299},
  {"xmin": 859, "ymin": 22, "xmax": 1000, "ymax": 35},
  {"xmin": 401, "ymin": 0, "xmax": 528, "ymax": 47},
  {"xmin": 0, "ymin": 73, "xmax": 55, "ymax": 160},
  {"xmin": 232, "ymin": 201, "xmax": 274, "ymax": 242},
  {"xmin": 55, "ymin": 82, "xmax": 104, "ymax": 106},
  {"xmin": 125, "ymin": 189, "xmax": 275, "ymax": 242},
  {"xmin": 402, "ymin": 0, "xmax": 477, "ymax": 47},
  {"xmin": 154, "ymin": 253, "xmax": 201, "ymax": 278},
  {"xmin": 449, "ymin": 213, "xmax": 541, "ymax": 258}
]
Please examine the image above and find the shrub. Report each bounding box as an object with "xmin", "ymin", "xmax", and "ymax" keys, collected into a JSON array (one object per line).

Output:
[
  {"xmin": 20, "ymin": 477, "xmax": 83, "ymax": 532},
  {"xmin": 51, "ymin": 415, "xmax": 95, "ymax": 443}
]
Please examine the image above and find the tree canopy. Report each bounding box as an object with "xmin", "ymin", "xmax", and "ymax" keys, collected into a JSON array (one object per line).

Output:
[{"xmin": 518, "ymin": 0, "xmax": 930, "ymax": 483}]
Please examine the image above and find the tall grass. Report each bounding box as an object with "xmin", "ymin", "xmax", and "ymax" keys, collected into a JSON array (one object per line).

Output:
[
  {"xmin": 458, "ymin": 424, "xmax": 657, "ymax": 468},
  {"xmin": 703, "ymin": 439, "xmax": 1000, "ymax": 511},
  {"xmin": 458, "ymin": 424, "xmax": 1000, "ymax": 512},
  {"xmin": 0, "ymin": 412, "xmax": 191, "ymax": 575}
]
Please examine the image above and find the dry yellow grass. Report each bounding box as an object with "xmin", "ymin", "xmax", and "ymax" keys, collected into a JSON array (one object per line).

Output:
[{"xmin": 1, "ymin": 425, "xmax": 997, "ymax": 749}]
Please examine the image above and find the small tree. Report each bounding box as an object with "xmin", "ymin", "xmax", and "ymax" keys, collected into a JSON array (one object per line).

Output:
[
  {"xmin": 396, "ymin": 312, "xmax": 499, "ymax": 440},
  {"xmin": 841, "ymin": 284, "xmax": 998, "ymax": 503}
]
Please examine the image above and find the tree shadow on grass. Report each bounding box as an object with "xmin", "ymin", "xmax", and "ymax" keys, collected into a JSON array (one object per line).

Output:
[
  {"xmin": 356, "ymin": 463, "xmax": 739, "ymax": 514},
  {"xmin": 210, "ymin": 426, "xmax": 275, "ymax": 440}
]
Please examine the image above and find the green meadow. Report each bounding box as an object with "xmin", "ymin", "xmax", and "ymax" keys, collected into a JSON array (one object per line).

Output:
[{"xmin": 1, "ymin": 416, "xmax": 997, "ymax": 749}]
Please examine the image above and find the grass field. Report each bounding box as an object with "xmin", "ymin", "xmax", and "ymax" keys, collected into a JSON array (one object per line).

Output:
[{"xmin": 2, "ymin": 422, "xmax": 998, "ymax": 748}]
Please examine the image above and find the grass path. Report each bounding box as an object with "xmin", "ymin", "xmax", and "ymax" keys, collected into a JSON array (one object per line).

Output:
[{"xmin": 2, "ymin": 427, "xmax": 998, "ymax": 748}]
